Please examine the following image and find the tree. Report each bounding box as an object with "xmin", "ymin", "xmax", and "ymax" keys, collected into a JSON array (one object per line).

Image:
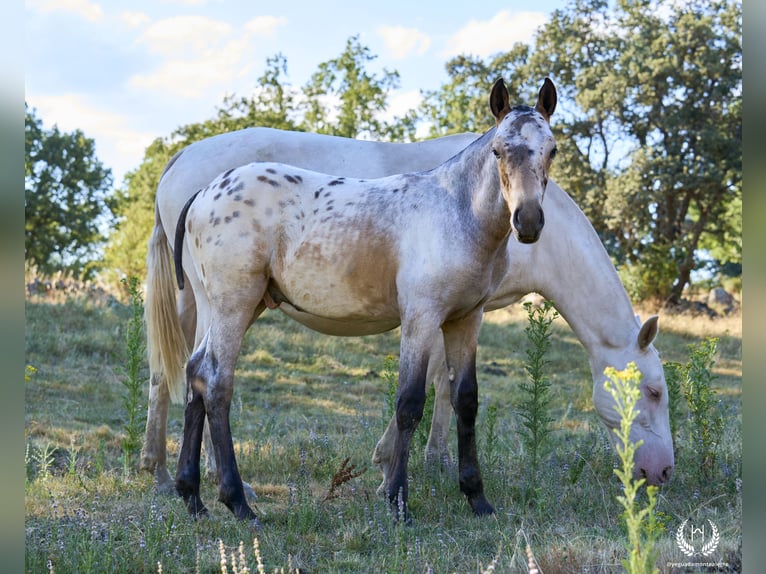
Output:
[
  {"xmin": 25, "ymin": 105, "xmax": 114, "ymax": 278},
  {"xmin": 529, "ymin": 0, "xmax": 741, "ymax": 302},
  {"xmin": 419, "ymin": 46, "xmax": 531, "ymax": 137},
  {"xmin": 300, "ymin": 35, "xmax": 412, "ymax": 140}
]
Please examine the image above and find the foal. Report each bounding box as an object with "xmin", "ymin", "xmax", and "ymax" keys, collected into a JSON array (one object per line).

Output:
[{"xmin": 171, "ymin": 78, "xmax": 557, "ymax": 523}]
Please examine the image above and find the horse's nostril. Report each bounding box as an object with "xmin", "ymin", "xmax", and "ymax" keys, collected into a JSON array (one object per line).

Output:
[{"xmin": 662, "ymin": 465, "xmax": 673, "ymax": 482}]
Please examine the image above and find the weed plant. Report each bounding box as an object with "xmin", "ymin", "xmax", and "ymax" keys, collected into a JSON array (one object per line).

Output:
[
  {"xmin": 120, "ymin": 276, "xmax": 146, "ymax": 475},
  {"xmin": 518, "ymin": 300, "xmax": 558, "ymax": 502},
  {"xmin": 603, "ymin": 363, "xmax": 660, "ymax": 574}
]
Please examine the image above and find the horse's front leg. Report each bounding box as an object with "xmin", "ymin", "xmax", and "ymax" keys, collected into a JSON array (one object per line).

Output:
[
  {"xmin": 372, "ymin": 334, "xmax": 452, "ymax": 495},
  {"xmin": 384, "ymin": 319, "xmax": 437, "ymax": 523},
  {"xmin": 442, "ymin": 311, "xmax": 494, "ymax": 516}
]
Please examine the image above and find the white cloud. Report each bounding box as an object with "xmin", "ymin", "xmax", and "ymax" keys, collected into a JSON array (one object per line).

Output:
[
  {"xmin": 377, "ymin": 25, "xmax": 431, "ymax": 60},
  {"xmin": 119, "ymin": 11, "xmax": 151, "ymax": 29},
  {"xmin": 27, "ymin": 0, "xmax": 104, "ymax": 22},
  {"xmin": 244, "ymin": 15, "xmax": 288, "ymax": 37},
  {"xmin": 130, "ymin": 15, "xmax": 287, "ymax": 100},
  {"xmin": 135, "ymin": 15, "xmax": 234, "ymax": 58},
  {"xmin": 442, "ymin": 10, "xmax": 547, "ymax": 58}
]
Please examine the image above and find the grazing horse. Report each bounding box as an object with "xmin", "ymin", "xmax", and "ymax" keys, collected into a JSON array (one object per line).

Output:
[{"xmin": 167, "ymin": 78, "xmax": 557, "ymax": 522}]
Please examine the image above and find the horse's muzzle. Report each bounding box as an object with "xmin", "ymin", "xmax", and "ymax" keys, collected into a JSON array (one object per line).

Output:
[{"xmin": 513, "ymin": 205, "xmax": 545, "ymax": 244}]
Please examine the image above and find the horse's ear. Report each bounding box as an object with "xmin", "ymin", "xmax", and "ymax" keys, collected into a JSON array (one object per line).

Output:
[
  {"xmin": 489, "ymin": 78, "xmax": 511, "ymax": 125},
  {"xmin": 535, "ymin": 77, "xmax": 557, "ymax": 123},
  {"xmin": 637, "ymin": 315, "xmax": 659, "ymax": 350}
]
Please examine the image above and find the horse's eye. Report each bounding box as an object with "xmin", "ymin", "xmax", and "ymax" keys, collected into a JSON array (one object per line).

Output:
[
  {"xmin": 549, "ymin": 147, "xmax": 558, "ymax": 160},
  {"xmin": 645, "ymin": 386, "xmax": 661, "ymax": 400},
  {"xmin": 492, "ymin": 148, "xmax": 500, "ymax": 159}
]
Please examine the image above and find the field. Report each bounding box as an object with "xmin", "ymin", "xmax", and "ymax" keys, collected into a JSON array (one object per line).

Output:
[{"xmin": 24, "ymin": 288, "xmax": 742, "ymax": 573}]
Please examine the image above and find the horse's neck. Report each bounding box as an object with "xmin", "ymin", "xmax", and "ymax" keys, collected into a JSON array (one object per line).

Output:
[
  {"xmin": 435, "ymin": 129, "xmax": 508, "ymax": 237},
  {"xmin": 535, "ymin": 184, "xmax": 638, "ymax": 355}
]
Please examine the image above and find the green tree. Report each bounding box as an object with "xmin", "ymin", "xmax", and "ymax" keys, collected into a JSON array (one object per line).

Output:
[
  {"xmin": 419, "ymin": 46, "xmax": 530, "ymax": 137},
  {"xmin": 25, "ymin": 105, "xmax": 114, "ymax": 278},
  {"xmin": 529, "ymin": 0, "xmax": 742, "ymax": 302},
  {"xmin": 300, "ymin": 35, "xmax": 410, "ymax": 140},
  {"xmin": 102, "ymin": 137, "xmax": 180, "ymax": 283}
]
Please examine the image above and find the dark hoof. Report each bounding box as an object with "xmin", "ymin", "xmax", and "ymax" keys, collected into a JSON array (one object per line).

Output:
[{"xmin": 469, "ymin": 496, "xmax": 495, "ymax": 517}]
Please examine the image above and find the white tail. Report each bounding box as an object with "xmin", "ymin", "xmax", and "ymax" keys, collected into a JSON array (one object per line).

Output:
[{"xmin": 145, "ymin": 203, "xmax": 188, "ymax": 404}]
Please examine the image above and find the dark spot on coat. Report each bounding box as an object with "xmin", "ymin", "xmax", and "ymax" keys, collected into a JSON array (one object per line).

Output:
[
  {"xmin": 314, "ymin": 189, "xmax": 322, "ymax": 199},
  {"xmin": 222, "ymin": 168, "xmax": 235, "ymax": 179},
  {"xmin": 219, "ymin": 178, "xmax": 230, "ymax": 189},
  {"xmin": 214, "ymin": 192, "xmax": 222, "ymax": 200},
  {"xmin": 266, "ymin": 168, "xmax": 277, "ymax": 174},
  {"xmin": 284, "ymin": 174, "xmax": 300, "ymax": 184},
  {"xmin": 257, "ymin": 175, "xmax": 280, "ymax": 187},
  {"xmin": 227, "ymin": 182, "xmax": 245, "ymax": 195},
  {"xmin": 328, "ymin": 178, "xmax": 345, "ymax": 186},
  {"xmin": 244, "ymin": 199, "xmax": 255, "ymax": 206}
]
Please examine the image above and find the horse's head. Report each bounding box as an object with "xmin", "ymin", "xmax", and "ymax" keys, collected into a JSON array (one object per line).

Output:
[
  {"xmin": 592, "ymin": 315, "xmax": 675, "ymax": 486},
  {"xmin": 489, "ymin": 78, "xmax": 557, "ymax": 244}
]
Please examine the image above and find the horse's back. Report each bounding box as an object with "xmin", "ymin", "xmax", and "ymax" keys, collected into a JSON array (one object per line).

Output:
[{"xmin": 156, "ymin": 128, "xmax": 478, "ymax": 236}]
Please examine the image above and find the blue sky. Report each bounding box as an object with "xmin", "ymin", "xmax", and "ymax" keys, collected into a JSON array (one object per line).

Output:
[{"xmin": 25, "ymin": 0, "xmax": 565, "ymax": 185}]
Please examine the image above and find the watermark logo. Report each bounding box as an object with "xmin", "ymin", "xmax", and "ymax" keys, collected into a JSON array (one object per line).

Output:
[{"xmin": 675, "ymin": 518, "xmax": 720, "ymax": 557}]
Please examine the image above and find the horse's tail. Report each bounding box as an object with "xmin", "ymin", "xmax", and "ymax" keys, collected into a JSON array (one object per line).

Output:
[{"xmin": 145, "ymin": 200, "xmax": 188, "ymax": 405}]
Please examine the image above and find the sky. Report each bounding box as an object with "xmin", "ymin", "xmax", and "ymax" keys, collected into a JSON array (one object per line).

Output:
[{"xmin": 25, "ymin": 0, "xmax": 565, "ymax": 186}]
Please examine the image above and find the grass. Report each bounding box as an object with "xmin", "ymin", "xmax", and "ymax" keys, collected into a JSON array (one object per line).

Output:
[{"xmin": 24, "ymin": 290, "xmax": 742, "ymax": 573}]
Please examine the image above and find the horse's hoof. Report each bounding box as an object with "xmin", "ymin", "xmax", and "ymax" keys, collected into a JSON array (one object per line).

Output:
[{"xmin": 469, "ymin": 496, "xmax": 495, "ymax": 517}]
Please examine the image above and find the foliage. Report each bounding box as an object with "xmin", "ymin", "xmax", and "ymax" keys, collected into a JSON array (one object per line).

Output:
[
  {"xmin": 681, "ymin": 337, "xmax": 724, "ymax": 481},
  {"xmin": 529, "ymin": 0, "xmax": 742, "ymax": 302},
  {"xmin": 393, "ymin": 0, "xmax": 741, "ymax": 302},
  {"xmin": 518, "ymin": 300, "xmax": 558, "ymax": 476},
  {"xmin": 300, "ymin": 35, "xmax": 411, "ymax": 140},
  {"xmin": 25, "ymin": 105, "xmax": 115, "ymax": 279},
  {"xmin": 418, "ymin": 46, "xmax": 531, "ymax": 137},
  {"xmin": 120, "ymin": 276, "xmax": 146, "ymax": 474},
  {"xmin": 662, "ymin": 361, "xmax": 684, "ymax": 449},
  {"xmin": 603, "ymin": 363, "xmax": 660, "ymax": 574}
]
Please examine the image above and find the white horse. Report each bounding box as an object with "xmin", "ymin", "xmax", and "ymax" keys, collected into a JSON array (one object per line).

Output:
[
  {"xmin": 142, "ymin": 84, "xmax": 674, "ymax": 512},
  {"xmin": 159, "ymin": 78, "xmax": 557, "ymax": 522}
]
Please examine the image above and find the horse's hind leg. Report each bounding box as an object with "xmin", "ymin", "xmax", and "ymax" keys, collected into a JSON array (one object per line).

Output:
[
  {"xmin": 442, "ymin": 311, "xmax": 494, "ymax": 516},
  {"xmin": 198, "ymin": 290, "xmax": 266, "ymax": 523},
  {"xmin": 175, "ymin": 344, "xmax": 208, "ymax": 517}
]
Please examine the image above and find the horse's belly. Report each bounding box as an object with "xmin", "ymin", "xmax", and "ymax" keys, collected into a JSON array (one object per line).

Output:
[{"xmin": 273, "ymin": 258, "xmax": 400, "ymax": 324}]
